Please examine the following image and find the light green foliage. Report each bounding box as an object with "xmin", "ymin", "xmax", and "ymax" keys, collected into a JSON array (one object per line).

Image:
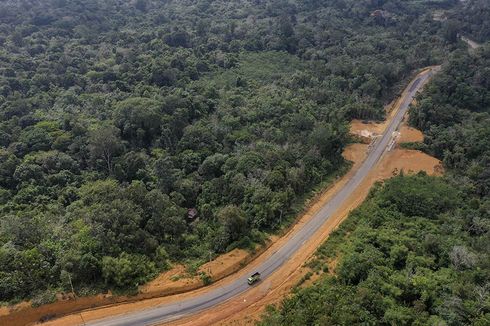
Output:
[
  {"xmin": 0, "ymin": 0, "xmax": 467, "ymax": 302},
  {"xmin": 199, "ymin": 272, "xmax": 213, "ymax": 286},
  {"xmin": 259, "ymin": 175, "xmax": 490, "ymax": 325},
  {"xmin": 410, "ymin": 44, "xmax": 490, "ymax": 197},
  {"xmin": 259, "ymin": 17, "xmax": 490, "ymax": 324},
  {"xmin": 102, "ymin": 253, "xmax": 156, "ymax": 289},
  {"xmin": 377, "ymin": 174, "xmax": 460, "ymax": 217}
]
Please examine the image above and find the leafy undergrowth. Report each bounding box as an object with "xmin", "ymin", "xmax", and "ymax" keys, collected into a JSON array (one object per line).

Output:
[
  {"xmin": 259, "ymin": 173, "xmax": 490, "ymax": 325},
  {"xmin": 0, "ymin": 0, "xmax": 459, "ymax": 304}
]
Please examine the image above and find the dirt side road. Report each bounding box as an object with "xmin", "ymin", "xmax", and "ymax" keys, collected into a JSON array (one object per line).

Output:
[{"xmin": 461, "ymin": 35, "xmax": 481, "ymax": 50}]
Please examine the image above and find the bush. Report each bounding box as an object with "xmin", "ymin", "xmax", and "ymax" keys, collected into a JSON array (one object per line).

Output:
[
  {"xmin": 31, "ymin": 289, "xmax": 57, "ymax": 307},
  {"xmin": 101, "ymin": 253, "xmax": 156, "ymax": 289},
  {"xmin": 399, "ymin": 142, "xmax": 427, "ymax": 151},
  {"xmin": 199, "ymin": 272, "xmax": 213, "ymax": 285}
]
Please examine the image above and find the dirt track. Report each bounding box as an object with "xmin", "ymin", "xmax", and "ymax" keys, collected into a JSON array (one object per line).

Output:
[{"xmin": 461, "ymin": 35, "xmax": 481, "ymax": 50}]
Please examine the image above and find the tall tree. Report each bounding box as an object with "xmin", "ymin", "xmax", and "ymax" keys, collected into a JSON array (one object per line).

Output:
[{"xmin": 88, "ymin": 125, "xmax": 122, "ymax": 175}]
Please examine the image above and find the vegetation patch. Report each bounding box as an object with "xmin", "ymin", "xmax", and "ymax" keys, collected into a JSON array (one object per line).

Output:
[
  {"xmin": 259, "ymin": 174, "xmax": 490, "ymax": 325},
  {"xmin": 259, "ymin": 13, "xmax": 490, "ymax": 323},
  {"xmin": 0, "ymin": 0, "xmax": 467, "ymax": 303}
]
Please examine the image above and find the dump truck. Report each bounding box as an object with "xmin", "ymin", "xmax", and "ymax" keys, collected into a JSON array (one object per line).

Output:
[{"xmin": 247, "ymin": 272, "xmax": 261, "ymax": 285}]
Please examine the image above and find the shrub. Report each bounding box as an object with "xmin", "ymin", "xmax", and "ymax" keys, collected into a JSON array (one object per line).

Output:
[{"xmin": 101, "ymin": 253, "xmax": 156, "ymax": 289}]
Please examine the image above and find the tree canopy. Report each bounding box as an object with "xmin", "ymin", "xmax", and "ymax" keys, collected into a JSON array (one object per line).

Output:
[
  {"xmin": 259, "ymin": 7, "xmax": 490, "ymax": 324},
  {"xmin": 0, "ymin": 0, "xmax": 472, "ymax": 304},
  {"xmin": 259, "ymin": 174, "xmax": 490, "ymax": 326}
]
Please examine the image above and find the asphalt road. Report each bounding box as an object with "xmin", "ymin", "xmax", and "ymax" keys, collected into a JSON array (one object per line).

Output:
[{"xmin": 87, "ymin": 69, "xmax": 433, "ymax": 326}]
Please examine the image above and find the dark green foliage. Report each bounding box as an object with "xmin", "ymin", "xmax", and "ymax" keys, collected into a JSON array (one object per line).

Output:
[
  {"xmin": 259, "ymin": 175, "xmax": 490, "ymax": 326},
  {"xmin": 260, "ymin": 21, "xmax": 490, "ymax": 325},
  {"xmin": 450, "ymin": 0, "xmax": 490, "ymax": 43},
  {"xmin": 0, "ymin": 0, "xmax": 460, "ymax": 302},
  {"xmin": 410, "ymin": 45, "xmax": 490, "ymax": 197}
]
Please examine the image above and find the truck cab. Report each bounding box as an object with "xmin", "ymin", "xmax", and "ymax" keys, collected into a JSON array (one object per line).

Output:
[{"xmin": 247, "ymin": 272, "xmax": 261, "ymax": 285}]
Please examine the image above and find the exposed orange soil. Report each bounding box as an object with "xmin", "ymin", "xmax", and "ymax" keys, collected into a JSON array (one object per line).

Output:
[
  {"xmin": 350, "ymin": 120, "xmax": 385, "ymax": 143},
  {"xmin": 350, "ymin": 93, "xmax": 410, "ymax": 144},
  {"xmin": 343, "ymin": 143, "xmax": 368, "ymax": 163},
  {"xmin": 4, "ymin": 68, "xmax": 438, "ymax": 326},
  {"xmin": 379, "ymin": 149, "xmax": 442, "ymax": 178},
  {"xmin": 0, "ymin": 301, "xmax": 31, "ymax": 317},
  {"xmin": 37, "ymin": 140, "xmax": 371, "ymax": 326},
  {"xmin": 398, "ymin": 125, "xmax": 424, "ymax": 143},
  {"xmin": 141, "ymin": 249, "xmax": 251, "ymax": 295},
  {"xmin": 350, "ymin": 99, "xmax": 399, "ymax": 144},
  {"xmin": 397, "ymin": 114, "xmax": 424, "ymax": 144},
  {"xmin": 351, "ymin": 118, "xmax": 424, "ymax": 145},
  {"xmin": 40, "ymin": 145, "xmax": 442, "ymax": 326},
  {"xmin": 141, "ymin": 265, "xmax": 191, "ymax": 294}
]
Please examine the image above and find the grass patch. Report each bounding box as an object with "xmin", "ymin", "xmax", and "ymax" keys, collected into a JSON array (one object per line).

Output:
[
  {"xmin": 170, "ymin": 274, "xmax": 182, "ymax": 282},
  {"xmin": 199, "ymin": 51, "xmax": 305, "ymax": 88}
]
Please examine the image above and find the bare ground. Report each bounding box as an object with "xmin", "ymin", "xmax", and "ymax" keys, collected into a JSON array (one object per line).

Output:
[
  {"xmin": 461, "ymin": 35, "xmax": 481, "ymax": 50},
  {"xmin": 38, "ymin": 125, "xmax": 441, "ymax": 326},
  {"xmin": 398, "ymin": 125, "xmax": 424, "ymax": 143},
  {"xmin": 187, "ymin": 151, "xmax": 441, "ymax": 326},
  {"xmin": 37, "ymin": 139, "xmax": 371, "ymax": 326},
  {"xmin": 2, "ymin": 68, "xmax": 439, "ymax": 326}
]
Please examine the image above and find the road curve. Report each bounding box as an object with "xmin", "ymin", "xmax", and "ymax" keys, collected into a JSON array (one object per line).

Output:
[{"xmin": 87, "ymin": 68, "xmax": 435, "ymax": 326}]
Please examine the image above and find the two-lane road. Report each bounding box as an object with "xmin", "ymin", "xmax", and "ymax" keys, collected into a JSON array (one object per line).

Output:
[{"xmin": 87, "ymin": 68, "xmax": 435, "ymax": 326}]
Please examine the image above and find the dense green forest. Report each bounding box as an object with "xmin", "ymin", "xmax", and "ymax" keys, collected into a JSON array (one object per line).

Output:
[
  {"xmin": 259, "ymin": 173, "xmax": 490, "ymax": 325},
  {"xmin": 259, "ymin": 17, "xmax": 490, "ymax": 326},
  {"xmin": 0, "ymin": 0, "xmax": 468, "ymax": 304},
  {"xmin": 410, "ymin": 45, "xmax": 490, "ymax": 197},
  {"xmin": 450, "ymin": 0, "xmax": 490, "ymax": 43}
]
